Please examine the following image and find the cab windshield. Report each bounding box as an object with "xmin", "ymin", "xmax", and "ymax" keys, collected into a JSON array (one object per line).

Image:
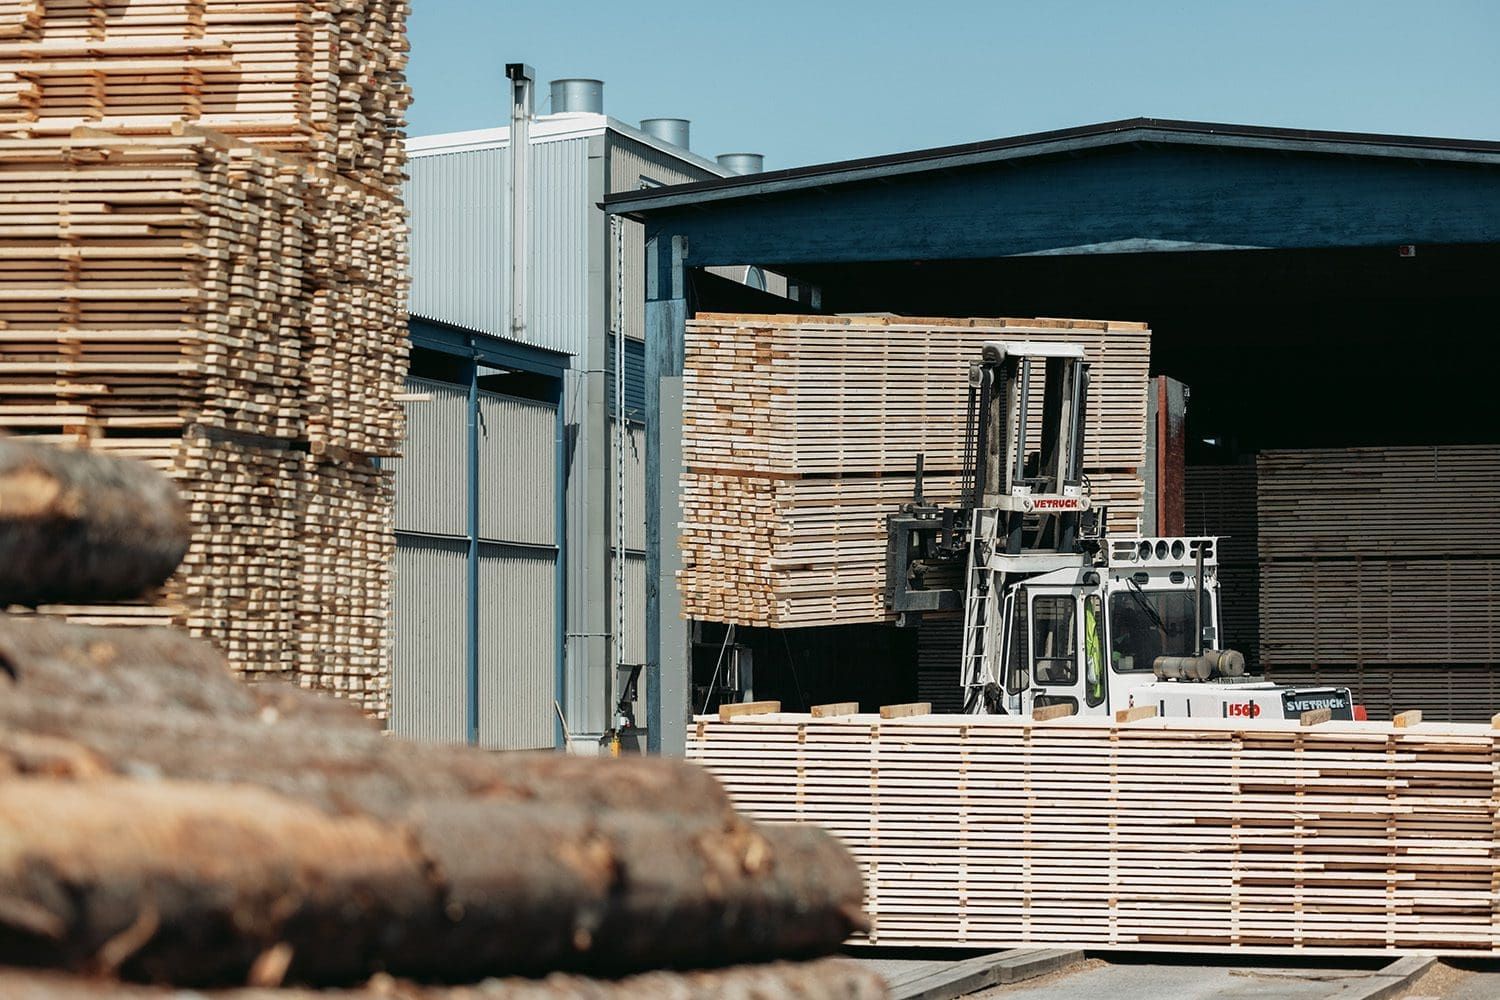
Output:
[{"xmin": 1109, "ymin": 588, "xmax": 1207, "ymax": 672}]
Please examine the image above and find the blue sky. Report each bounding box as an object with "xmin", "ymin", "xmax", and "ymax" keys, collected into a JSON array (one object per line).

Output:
[{"xmin": 408, "ymin": 1, "xmax": 1499, "ymax": 169}]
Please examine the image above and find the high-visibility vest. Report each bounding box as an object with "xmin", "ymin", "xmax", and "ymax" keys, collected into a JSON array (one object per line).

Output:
[{"xmin": 1085, "ymin": 597, "xmax": 1105, "ymax": 703}]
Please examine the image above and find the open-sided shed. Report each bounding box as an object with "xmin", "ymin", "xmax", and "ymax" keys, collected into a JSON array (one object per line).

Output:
[{"xmin": 605, "ymin": 118, "xmax": 1500, "ymax": 752}]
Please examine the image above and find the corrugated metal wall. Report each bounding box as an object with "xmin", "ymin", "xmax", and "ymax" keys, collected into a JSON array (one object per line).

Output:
[
  {"xmin": 478, "ymin": 391, "xmax": 556, "ymax": 546},
  {"xmin": 479, "ymin": 546, "xmax": 556, "ymax": 749},
  {"xmin": 392, "ymin": 536, "xmax": 468, "ymax": 742},
  {"xmin": 389, "ymin": 377, "xmax": 560, "ymax": 750},
  {"xmin": 607, "ymin": 419, "xmax": 646, "ymax": 665},
  {"xmin": 608, "ymin": 135, "xmax": 710, "ymax": 346},
  {"xmin": 606, "ymin": 336, "xmax": 646, "ymax": 421},
  {"xmin": 389, "ymin": 377, "xmax": 466, "ymax": 535},
  {"xmin": 407, "ymin": 137, "xmax": 591, "ymax": 360},
  {"xmin": 402, "ymin": 127, "xmax": 718, "ymax": 742}
]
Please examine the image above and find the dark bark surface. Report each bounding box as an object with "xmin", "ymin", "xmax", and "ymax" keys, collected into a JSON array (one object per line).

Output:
[
  {"xmin": 0, "ymin": 960, "xmax": 889, "ymax": 999},
  {"xmin": 0, "ymin": 441, "xmax": 189, "ymax": 607},
  {"xmin": 0, "ymin": 617, "xmax": 868, "ymax": 986}
]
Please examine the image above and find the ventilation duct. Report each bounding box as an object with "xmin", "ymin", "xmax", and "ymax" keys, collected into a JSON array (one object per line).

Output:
[
  {"xmin": 640, "ymin": 117, "xmax": 690, "ymax": 149},
  {"xmin": 716, "ymin": 153, "xmax": 764, "ymax": 175},
  {"xmin": 549, "ymin": 78, "xmax": 603, "ymax": 114}
]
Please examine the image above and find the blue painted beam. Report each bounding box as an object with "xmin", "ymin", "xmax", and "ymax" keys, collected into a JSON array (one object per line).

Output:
[
  {"xmin": 638, "ymin": 146, "xmax": 1500, "ymax": 266},
  {"xmin": 553, "ymin": 387, "xmax": 567, "ymax": 749},
  {"xmin": 465, "ymin": 359, "xmax": 480, "ymax": 746},
  {"xmin": 409, "ymin": 317, "xmax": 571, "ymax": 378}
]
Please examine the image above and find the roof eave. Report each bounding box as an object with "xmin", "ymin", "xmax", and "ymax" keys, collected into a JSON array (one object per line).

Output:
[{"xmin": 604, "ymin": 117, "xmax": 1500, "ymax": 217}]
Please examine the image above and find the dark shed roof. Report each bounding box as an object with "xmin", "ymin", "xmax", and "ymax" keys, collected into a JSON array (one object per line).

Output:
[{"xmin": 605, "ymin": 117, "xmax": 1500, "ymax": 217}]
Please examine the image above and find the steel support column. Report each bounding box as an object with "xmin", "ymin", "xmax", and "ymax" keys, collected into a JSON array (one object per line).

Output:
[
  {"xmin": 645, "ymin": 233, "xmax": 689, "ymax": 754},
  {"xmin": 465, "ymin": 357, "xmax": 480, "ymax": 745}
]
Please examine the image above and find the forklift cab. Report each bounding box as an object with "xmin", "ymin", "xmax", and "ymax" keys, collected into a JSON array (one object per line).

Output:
[{"xmin": 999, "ymin": 538, "xmax": 1222, "ymax": 716}]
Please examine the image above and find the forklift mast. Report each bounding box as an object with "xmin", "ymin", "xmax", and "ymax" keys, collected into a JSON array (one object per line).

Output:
[{"xmin": 885, "ymin": 340, "xmax": 1095, "ymax": 620}]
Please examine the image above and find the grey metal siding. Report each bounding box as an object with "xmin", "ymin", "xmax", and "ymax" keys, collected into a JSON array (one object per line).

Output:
[
  {"xmin": 606, "ymin": 335, "xmax": 646, "ymax": 421},
  {"xmin": 478, "ymin": 545, "xmax": 556, "ymax": 750},
  {"xmin": 406, "ymin": 137, "xmax": 591, "ymax": 360},
  {"xmin": 391, "ymin": 535, "xmax": 468, "ymax": 743},
  {"xmin": 608, "ymin": 135, "xmax": 717, "ymax": 345},
  {"xmin": 615, "ymin": 420, "xmax": 645, "ymax": 551},
  {"xmin": 477, "ymin": 391, "xmax": 556, "ymax": 546},
  {"xmin": 624, "ymin": 553, "xmax": 646, "ymax": 665},
  {"xmin": 389, "ymin": 377, "xmax": 467, "ymax": 536}
]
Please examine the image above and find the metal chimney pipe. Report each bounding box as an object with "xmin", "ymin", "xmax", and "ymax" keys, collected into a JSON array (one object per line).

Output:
[
  {"xmin": 640, "ymin": 117, "xmax": 690, "ymax": 149},
  {"xmin": 716, "ymin": 152, "xmax": 764, "ymax": 175},
  {"xmin": 549, "ymin": 78, "xmax": 603, "ymax": 114}
]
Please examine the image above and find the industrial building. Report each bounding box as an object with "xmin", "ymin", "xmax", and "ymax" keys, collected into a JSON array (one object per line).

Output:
[
  {"xmin": 606, "ymin": 117, "xmax": 1500, "ymax": 752},
  {"xmin": 390, "ymin": 72, "xmax": 783, "ymax": 749}
]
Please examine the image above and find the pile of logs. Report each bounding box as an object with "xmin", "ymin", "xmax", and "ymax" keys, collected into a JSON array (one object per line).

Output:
[
  {"xmin": 0, "ymin": 1, "xmax": 410, "ymax": 715},
  {"xmin": 691, "ymin": 706, "xmax": 1500, "ymax": 957},
  {"xmin": 679, "ymin": 313, "xmax": 1152, "ymax": 627},
  {"xmin": 0, "ymin": 442, "xmax": 880, "ymax": 999}
]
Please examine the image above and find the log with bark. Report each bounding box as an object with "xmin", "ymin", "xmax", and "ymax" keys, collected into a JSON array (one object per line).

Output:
[
  {"xmin": 0, "ymin": 617, "xmax": 868, "ymax": 985},
  {"xmin": 0, "ymin": 440, "xmax": 189, "ymax": 607},
  {"xmin": 0, "ymin": 960, "xmax": 889, "ymax": 999},
  {"xmin": 0, "ymin": 617, "xmax": 734, "ymax": 821}
]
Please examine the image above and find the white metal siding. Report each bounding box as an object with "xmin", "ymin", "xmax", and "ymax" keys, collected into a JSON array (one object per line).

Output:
[
  {"xmin": 389, "ymin": 377, "xmax": 467, "ymax": 536},
  {"xmin": 408, "ymin": 147, "xmax": 506, "ymax": 337},
  {"xmin": 478, "ymin": 392, "xmax": 556, "ymax": 546},
  {"xmin": 478, "ymin": 547, "xmax": 556, "ymax": 750},
  {"xmin": 391, "ymin": 536, "xmax": 467, "ymax": 742},
  {"xmin": 406, "ymin": 137, "xmax": 591, "ymax": 359}
]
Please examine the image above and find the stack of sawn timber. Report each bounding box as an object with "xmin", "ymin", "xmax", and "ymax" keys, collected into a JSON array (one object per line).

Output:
[
  {"xmin": 1185, "ymin": 464, "xmax": 1259, "ymax": 670},
  {"xmin": 0, "ymin": 443, "xmax": 880, "ymax": 999},
  {"xmin": 680, "ymin": 313, "xmax": 1152, "ymax": 627},
  {"xmin": 0, "ymin": 0, "xmax": 411, "ymax": 716},
  {"xmin": 1257, "ymin": 446, "xmax": 1500, "ymax": 722},
  {"xmin": 0, "ymin": 0, "xmax": 409, "ymax": 189},
  {"xmin": 690, "ymin": 710, "xmax": 1500, "ymax": 956}
]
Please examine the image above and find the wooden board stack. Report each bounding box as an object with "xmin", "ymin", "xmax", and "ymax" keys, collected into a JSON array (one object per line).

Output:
[
  {"xmin": 1257, "ymin": 446, "xmax": 1500, "ymax": 722},
  {"xmin": 0, "ymin": 2, "xmax": 409, "ymax": 717},
  {"xmin": 680, "ymin": 313, "xmax": 1152, "ymax": 628},
  {"xmin": 690, "ymin": 710, "xmax": 1500, "ymax": 956},
  {"xmin": 1185, "ymin": 464, "xmax": 1260, "ymax": 669},
  {"xmin": 0, "ymin": 0, "xmax": 410, "ymax": 190},
  {"xmin": 294, "ymin": 454, "xmax": 396, "ymax": 706}
]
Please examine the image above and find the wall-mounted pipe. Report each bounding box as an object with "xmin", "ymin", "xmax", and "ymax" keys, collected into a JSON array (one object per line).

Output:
[{"xmin": 507, "ymin": 64, "xmax": 534, "ymax": 342}]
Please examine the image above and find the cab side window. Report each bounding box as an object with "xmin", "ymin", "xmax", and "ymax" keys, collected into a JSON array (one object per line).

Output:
[{"xmin": 1031, "ymin": 595, "xmax": 1078, "ymax": 685}]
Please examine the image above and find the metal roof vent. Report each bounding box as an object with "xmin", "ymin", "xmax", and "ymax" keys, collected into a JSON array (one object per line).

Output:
[
  {"xmin": 640, "ymin": 118, "xmax": 690, "ymax": 150},
  {"xmin": 716, "ymin": 152, "xmax": 764, "ymax": 175},
  {"xmin": 549, "ymin": 78, "xmax": 603, "ymax": 114}
]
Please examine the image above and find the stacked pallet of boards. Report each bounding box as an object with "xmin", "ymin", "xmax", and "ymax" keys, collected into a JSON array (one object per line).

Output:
[
  {"xmin": 690, "ymin": 710, "xmax": 1500, "ymax": 956},
  {"xmin": 680, "ymin": 313, "xmax": 1151, "ymax": 628},
  {"xmin": 1257, "ymin": 446, "xmax": 1500, "ymax": 723},
  {"xmin": 1185, "ymin": 464, "xmax": 1259, "ymax": 670},
  {"xmin": 0, "ymin": 0, "xmax": 410, "ymax": 716}
]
